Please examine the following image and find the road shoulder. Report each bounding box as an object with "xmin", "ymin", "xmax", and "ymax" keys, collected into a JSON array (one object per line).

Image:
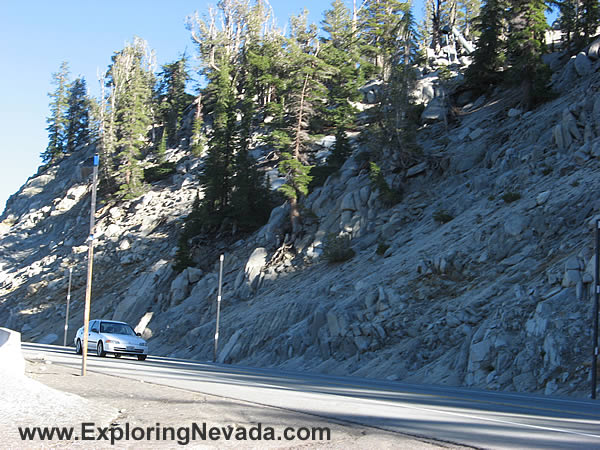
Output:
[{"xmin": 22, "ymin": 357, "xmax": 462, "ymax": 449}]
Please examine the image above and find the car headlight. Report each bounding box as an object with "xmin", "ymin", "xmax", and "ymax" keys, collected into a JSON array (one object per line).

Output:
[{"xmin": 105, "ymin": 339, "xmax": 120, "ymax": 344}]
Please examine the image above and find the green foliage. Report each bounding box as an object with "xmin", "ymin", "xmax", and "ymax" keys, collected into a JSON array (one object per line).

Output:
[
  {"xmin": 98, "ymin": 37, "xmax": 155, "ymax": 199},
  {"xmin": 579, "ymin": 0, "xmax": 600, "ymax": 43},
  {"xmin": 433, "ymin": 209, "xmax": 454, "ymax": 223},
  {"xmin": 156, "ymin": 129, "xmax": 167, "ymax": 162},
  {"xmin": 502, "ymin": 191, "xmax": 521, "ymax": 203},
  {"xmin": 308, "ymin": 165, "xmax": 338, "ymax": 191},
  {"xmin": 42, "ymin": 61, "xmax": 70, "ymax": 164},
  {"xmin": 317, "ymin": 0, "xmax": 362, "ymax": 129},
  {"xmin": 465, "ymin": 0, "xmax": 506, "ymax": 92},
  {"xmin": 230, "ymin": 149, "xmax": 274, "ymax": 232},
  {"xmin": 143, "ymin": 162, "xmax": 176, "ymax": 183},
  {"xmin": 437, "ymin": 66, "xmax": 453, "ymax": 82},
  {"xmin": 360, "ymin": 0, "xmax": 413, "ymax": 80},
  {"xmin": 278, "ymin": 153, "xmax": 314, "ymax": 200},
  {"xmin": 355, "ymin": 151, "xmax": 372, "ymax": 165},
  {"xmin": 361, "ymin": 4, "xmax": 421, "ymax": 166},
  {"xmin": 190, "ymin": 113, "xmax": 205, "ymax": 157},
  {"xmin": 559, "ymin": 0, "xmax": 600, "ymax": 47},
  {"xmin": 199, "ymin": 61, "xmax": 236, "ymax": 216},
  {"xmin": 65, "ymin": 77, "xmax": 92, "ymax": 154},
  {"xmin": 328, "ymin": 126, "xmax": 352, "ymax": 168},
  {"xmin": 157, "ymin": 56, "xmax": 193, "ymax": 148},
  {"xmin": 505, "ymin": 0, "xmax": 551, "ymax": 109},
  {"xmin": 173, "ymin": 233, "xmax": 194, "ymax": 273},
  {"xmin": 323, "ymin": 233, "xmax": 356, "ymax": 263},
  {"xmin": 369, "ymin": 162, "xmax": 402, "ymax": 206},
  {"xmin": 376, "ymin": 241, "xmax": 390, "ymax": 256}
]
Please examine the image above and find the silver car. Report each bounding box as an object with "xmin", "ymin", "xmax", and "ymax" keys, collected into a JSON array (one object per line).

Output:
[{"xmin": 74, "ymin": 319, "xmax": 148, "ymax": 361}]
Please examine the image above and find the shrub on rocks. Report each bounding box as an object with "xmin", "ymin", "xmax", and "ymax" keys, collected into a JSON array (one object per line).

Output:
[
  {"xmin": 323, "ymin": 234, "xmax": 355, "ymax": 263},
  {"xmin": 502, "ymin": 191, "xmax": 521, "ymax": 203},
  {"xmin": 433, "ymin": 209, "xmax": 454, "ymax": 224},
  {"xmin": 143, "ymin": 162, "xmax": 176, "ymax": 183}
]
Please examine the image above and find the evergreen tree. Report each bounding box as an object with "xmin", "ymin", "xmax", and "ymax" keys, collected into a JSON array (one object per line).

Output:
[
  {"xmin": 319, "ymin": 0, "xmax": 363, "ymax": 130},
  {"xmin": 328, "ymin": 125, "xmax": 352, "ymax": 168},
  {"xmin": 157, "ymin": 129, "xmax": 167, "ymax": 162},
  {"xmin": 359, "ymin": 0, "xmax": 411, "ymax": 81},
  {"xmin": 277, "ymin": 10, "xmax": 332, "ymax": 236},
  {"xmin": 465, "ymin": 0, "xmax": 506, "ymax": 91},
  {"xmin": 187, "ymin": 0, "xmax": 274, "ymax": 234},
  {"xmin": 157, "ymin": 56, "xmax": 193, "ymax": 148},
  {"xmin": 101, "ymin": 37, "xmax": 156, "ymax": 198},
  {"xmin": 558, "ymin": 0, "xmax": 578, "ymax": 47},
  {"xmin": 65, "ymin": 77, "xmax": 91, "ymax": 153},
  {"xmin": 381, "ymin": 4, "xmax": 421, "ymax": 166},
  {"xmin": 229, "ymin": 45, "xmax": 273, "ymax": 230},
  {"xmin": 456, "ymin": 0, "xmax": 482, "ymax": 37},
  {"xmin": 506, "ymin": 0, "xmax": 551, "ymax": 110},
  {"xmin": 42, "ymin": 61, "xmax": 70, "ymax": 163},
  {"xmin": 199, "ymin": 60, "xmax": 237, "ymax": 222},
  {"xmin": 579, "ymin": 0, "xmax": 600, "ymax": 43},
  {"xmin": 190, "ymin": 100, "xmax": 206, "ymax": 157}
]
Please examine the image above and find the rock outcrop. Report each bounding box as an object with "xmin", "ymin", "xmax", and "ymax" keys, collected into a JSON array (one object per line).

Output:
[{"xmin": 1, "ymin": 49, "xmax": 600, "ymax": 399}]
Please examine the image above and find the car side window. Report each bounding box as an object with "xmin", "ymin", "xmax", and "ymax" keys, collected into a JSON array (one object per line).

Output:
[{"xmin": 91, "ymin": 320, "xmax": 98, "ymax": 332}]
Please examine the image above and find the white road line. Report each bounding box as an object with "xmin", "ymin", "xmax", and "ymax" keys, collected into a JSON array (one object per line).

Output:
[{"xmin": 373, "ymin": 400, "xmax": 600, "ymax": 440}]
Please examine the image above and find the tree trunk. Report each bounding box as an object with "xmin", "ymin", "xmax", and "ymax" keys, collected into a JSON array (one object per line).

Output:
[
  {"xmin": 289, "ymin": 196, "xmax": 301, "ymax": 238},
  {"xmin": 294, "ymin": 73, "xmax": 310, "ymax": 160}
]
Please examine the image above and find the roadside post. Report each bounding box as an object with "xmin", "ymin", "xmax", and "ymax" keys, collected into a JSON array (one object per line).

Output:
[
  {"xmin": 593, "ymin": 219, "xmax": 599, "ymax": 399},
  {"xmin": 82, "ymin": 154, "xmax": 99, "ymax": 376},
  {"xmin": 63, "ymin": 267, "xmax": 73, "ymax": 346},
  {"xmin": 214, "ymin": 254, "xmax": 224, "ymax": 363}
]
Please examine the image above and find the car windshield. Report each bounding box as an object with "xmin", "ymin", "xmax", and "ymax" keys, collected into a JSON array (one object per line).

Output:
[{"xmin": 100, "ymin": 322, "xmax": 136, "ymax": 336}]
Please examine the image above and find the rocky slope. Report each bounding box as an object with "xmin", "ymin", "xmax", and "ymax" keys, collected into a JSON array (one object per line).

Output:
[{"xmin": 2, "ymin": 46, "xmax": 600, "ymax": 399}]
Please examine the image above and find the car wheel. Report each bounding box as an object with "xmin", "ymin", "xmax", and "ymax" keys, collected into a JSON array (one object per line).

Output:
[
  {"xmin": 75, "ymin": 339, "xmax": 82, "ymax": 355},
  {"xmin": 114, "ymin": 354, "xmax": 121, "ymax": 358},
  {"xmin": 97, "ymin": 341, "xmax": 106, "ymax": 357},
  {"xmin": 137, "ymin": 355, "xmax": 147, "ymax": 361}
]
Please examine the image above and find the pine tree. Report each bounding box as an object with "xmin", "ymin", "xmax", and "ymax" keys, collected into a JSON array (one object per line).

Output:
[
  {"xmin": 229, "ymin": 39, "xmax": 274, "ymax": 231},
  {"xmin": 359, "ymin": 1, "xmax": 420, "ymax": 167},
  {"xmin": 456, "ymin": 0, "xmax": 482, "ymax": 37},
  {"xmin": 157, "ymin": 129, "xmax": 167, "ymax": 163},
  {"xmin": 190, "ymin": 99, "xmax": 206, "ymax": 157},
  {"xmin": 101, "ymin": 37, "xmax": 156, "ymax": 198},
  {"xmin": 65, "ymin": 77, "xmax": 91, "ymax": 154},
  {"xmin": 558, "ymin": 0, "xmax": 578, "ymax": 47},
  {"xmin": 359, "ymin": 0, "xmax": 411, "ymax": 81},
  {"xmin": 506, "ymin": 0, "xmax": 551, "ymax": 110},
  {"xmin": 157, "ymin": 56, "xmax": 193, "ymax": 148},
  {"xmin": 328, "ymin": 125, "xmax": 352, "ymax": 168},
  {"xmin": 319, "ymin": 0, "xmax": 363, "ymax": 130},
  {"xmin": 465, "ymin": 0, "xmax": 506, "ymax": 91},
  {"xmin": 199, "ymin": 60, "xmax": 237, "ymax": 222},
  {"xmin": 42, "ymin": 61, "xmax": 70, "ymax": 163},
  {"xmin": 579, "ymin": 0, "xmax": 600, "ymax": 43},
  {"xmin": 277, "ymin": 10, "xmax": 332, "ymax": 236}
]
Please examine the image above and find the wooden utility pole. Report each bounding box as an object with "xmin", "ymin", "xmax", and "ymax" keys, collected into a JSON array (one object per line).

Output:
[{"xmin": 81, "ymin": 154, "xmax": 99, "ymax": 376}]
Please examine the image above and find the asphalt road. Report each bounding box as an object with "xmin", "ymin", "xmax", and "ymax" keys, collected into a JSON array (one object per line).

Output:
[{"xmin": 22, "ymin": 342, "xmax": 600, "ymax": 449}]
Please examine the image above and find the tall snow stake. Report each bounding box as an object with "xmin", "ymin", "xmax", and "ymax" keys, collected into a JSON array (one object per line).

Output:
[
  {"xmin": 214, "ymin": 254, "xmax": 224, "ymax": 363},
  {"xmin": 81, "ymin": 154, "xmax": 99, "ymax": 376}
]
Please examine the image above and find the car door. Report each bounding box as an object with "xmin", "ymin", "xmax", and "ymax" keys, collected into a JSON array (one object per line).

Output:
[{"xmin": 87, "ymin": 320, "xmax": 99, "ymax": 350}]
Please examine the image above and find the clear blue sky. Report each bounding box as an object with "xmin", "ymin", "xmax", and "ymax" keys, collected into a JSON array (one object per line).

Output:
[{"xmin": 0, "ymin": 0, "xmax": 426, "ymax": 215}]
